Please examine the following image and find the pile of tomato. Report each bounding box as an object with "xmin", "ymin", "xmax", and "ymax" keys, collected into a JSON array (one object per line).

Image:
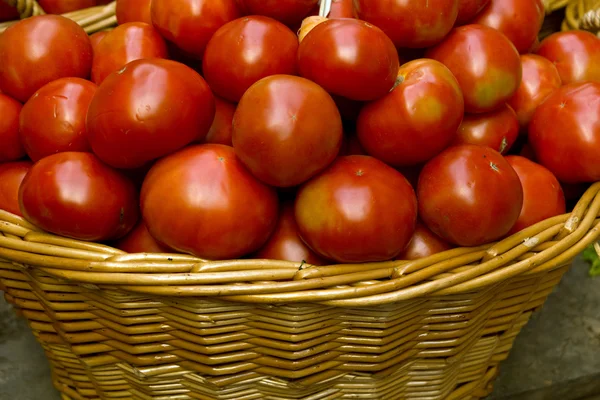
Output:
[{"xmin": 0, "ymin": 0, "xmax": 599, "ymax": 266}]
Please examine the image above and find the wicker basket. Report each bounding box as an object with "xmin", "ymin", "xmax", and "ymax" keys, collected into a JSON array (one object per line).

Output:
[{"xmin": 2, "ymin": 1, "xmax": 600, "ymax": 399}]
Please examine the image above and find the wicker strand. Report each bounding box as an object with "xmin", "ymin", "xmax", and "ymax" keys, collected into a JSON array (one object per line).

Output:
[{"xmin": 3, "ymin": 0, "xmax": 44, "ymax": 19}]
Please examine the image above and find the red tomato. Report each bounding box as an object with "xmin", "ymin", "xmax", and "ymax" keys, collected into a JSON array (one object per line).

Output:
[
  {"xmin": 91, "ymin": 22, "xmax": 169, "ymax": 85},
  {"xmin": 529, "ymin": 82, "xmax": 600, "ymax": 183},
  {"xmin": 116, "ymin": 0, "xmax": 152, "ymax": 25},
  {"xmin": 253, "ymin": 203, "xmax": 327, "ymax": 265},
  {"xmin": 455, "ymin": 0, "xmax": 490, "ymax": 25},
  {"xmin": 89, "ymin": 31, "xmax": 108, "ymax": 54},
  {"xmin": 0, "ymin": 15, "xmax": 92, "ymax": 102},
  {"xmin": 355, "ymin": 0, "xmax": 458, "ymax": 48},
  {"xmin": 472, "ymin": 0, "xmax": 545, "ymax": 54},
  {"xmin": 0, "ymin": 161, "xmax": 32, "ymax": 216},
  {"xmin": 357, "ymin": 59, "xmax": 464, "ymax": 167},
  {"xmin": 397, "ymin": 222, "xmax": 453, "ymax": 260},
  {"xmin": 20, "ymin": 77, "xmax": 96, "ymax": 162},
  {"xmin": 418, "ymin": 144, "xmax": 523, "ymax": 246},
  {"xmin": 329, "ymin": 0, "xmax": 354, "ymax": 18},
  {"xmin": 141, "ymin": 144, "xmax": 279, "ymax": 259},
  {"xmin": 204, "ymin": 97, "xmax": 236, "ymax": 146},
  {"xmin": 202, "ymin": 16, "xmax": 298, "ymax": 103},
  {"xmin": 114, "ymin": 220, "xmax": 172, "ymax": 253},
  {"xmin": 507, "ymin": 54, "xmax": 562, "ymax": 129},
  {"xmin": 236, "ymin": 0, "xmax": 317, "ymax": 27},
  {"xmin": 505, "ymin": 156, "xmax": 565, "ymax": 235},
  {"xmin": 151, "ymin": 0, "xmax": 241, "ymax": 59},
  {"xmin": 86, "ymin": 58, "xmax": 216, "ymax": 169},
  {"xmin": 232, "ymin": 75, "xmax": 343, "ymax": 187},
  {"xmin": 0, "ymin": 2, "xmax": 19, "ymax": 22},
  {"xmin": 38, "ymin": 0, "xmax": 96, "ymax": 14},
  {"xmin": 452, "ymin": 103, "xmax": 519, "ymax": 154},
  {"xmin": 536, "ymin": 30, "xmax": 600, "ymax": 85},
  {"xmin": 0, "ymin": 94, "xmax": 25, "ymax": 162},
  {"xmin": 295, "ymin": 155, "xmax": 418, "ymax": 263},
  {"xmin": 19, "ymin": 152, "xmax": 139, "ymax": 241},
  {"xmin": 297, "ymin": 18, "xmax": 399, "ymax": 101},
  {"xmin": 426, "ymin": 24, "xmax": 522, "ymax": 114}
]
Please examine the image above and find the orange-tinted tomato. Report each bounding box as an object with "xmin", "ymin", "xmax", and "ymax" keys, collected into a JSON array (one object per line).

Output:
[
  {"xmin": 89, "ymin": 30, "xmax": 109, "ymax": 54},
  {"xmin": 455, "ymin": 0, "xmax": 490, "ymax": 25},
  {"xmin": 0, "ymin": 94, "xmax": 25, "ymax": 162},
  {"xmin": 116, "ymin": 0, "xmax": 152, "ymax": 24},
  {"xmin": 0, "ymin": 161, "xmax": 32, "ymax": 216},
  {"xmin": 203, "ymin": 97, "xmax": 236, "ymax": 146},
  {"xmin": 397, "ymin": 222, "xmax": 453, "ymax": 260},
  {"xmin": 115, "ymin": 220, "xmax": 173, "ymax": 253},
  {"xmin": 236, "ymin": 0, "xmax": 317, "ymax": 27},
  {"xmin": 38, "ymin": 0, "xmax": 96, "ymax": 14}
]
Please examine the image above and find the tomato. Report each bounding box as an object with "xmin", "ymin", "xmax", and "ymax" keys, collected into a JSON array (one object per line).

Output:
[
  {"xmin": 455, "ymin": 0, "xmax": 490, "ymax": 25},
  {"xmin": 329, "ymin": 0, "xmax": 354, "ymax": 18},
  {"xmin": 236, "ymin": 0, "xmax": 317, "ymax": 27},
  {"xmin": 141, "ymin": 144, "xmax": 279, "ymax": 259},
  {"xmin": 357, "ymin": 59, "xmax": 464, "ymax": 167},
  {"xmin": 536, "ymin": 30, "xmax": 600, "ymax": 85},
  {"xmin": 0, "ymin": 15, "xmax": 92, "ymax": 102},
  {"xmin": 91, "ymin": 22, "xmax": 169, "ymax": 85},
  {"xmin": 19, "ymin": 152, "xmax": 139, "ymax": 241},
  {"xmin": 19, "ymin": 77, "xmax": 96, "ymax": 162},
  {"xmin": 253, "ymin": 203, "xmax": 327, "ymax": 265},
  {"xmin": 452, "ymin": 103, "xmax": 519, "ymax": 154},
  {"xmin": 418, "ymin": 144, "xmax": 523, "ymax": 246},
  {"xmin": 529, "ymin": 82, "xmax": 600, "ymax": 183},
  {"xmin": 89, "ymin": 31, "xmax": 108, "ymax": 54},
  {"xmin": 204, "ymin": 97, "xmax": 236, "ymax": 146},
  {"xmin": 507, "ymin": 54, "xmax": 562, "ymax": 129},
  {"xmin": 86, "ymin": 58, "xmax": 215, "ymax": 169},
  {"xmin": 151, "ymin": 0, "xmax": 241, "ymax": 60},
  {"xmin": 202, "ymin": 16, "xmax": 298, "ymax": 103},
  {"xmin": 340, "ymin": 133, "xmax": 367, "ymax": 156},
  {"xmin": 297, "ymin": 18, "xmax": 399, "ymax": 101},
  {"xmin": 426, "ymin": 24, "xmax": 522, "ymax": 114},
  {"xmin": 505, "ymin": 156, "xmax": 565, "ymax": 235},
  {"xmin": 232, "ymin": 75, "xmax": 343, "ymax": 187},
  {"xmin": 116, "ymin": 0, "xmax": 152, "ymax": 25},
  {"xmin": 0, "ymin": 162, "xmax": 32, "ymax": 217},
  {"xmin": 0, "ymin": 94, "xmax": 25, "ymax": 162},
  {"xmin": 397, "ymin": 222, "xmax": 453, "ymax": 260},
  {"xmin": 114, "ymin": 220, "xmax": 172, "ymax": 253},
  {"xmin": 295, "ymin": 155, "xmax": 418, "ymax": 263},
  {"xmin": 472, "ymin": 0, "xmax": 545, "ymax": 54},
  {"xmin": 355, "ymin": 0, "xmax": 458, "ymax": 48},
  {"xmin": 0, "ymin": 2, "xmax": 19, "ymax": 22},
  {"xmin": 38, "ymin": 0, "xmax": 96, "ymax": 14}
]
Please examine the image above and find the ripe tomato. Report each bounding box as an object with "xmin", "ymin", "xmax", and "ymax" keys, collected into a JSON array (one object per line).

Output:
[
  {"xmin": 452, "ymin": 103, "xmax": 519, "ymax": 154},
  {"xmin": 20, "ymin": 78, "xmax": 96, "ymax": 162},
  {"xmin": 529, "ymin": 82, "xmax": 600, "ymax": 183},
  {"xmin": 472, "ymin": 0, "xmax": 545, "ymax": 54},
  {"xmin": 426, "ymin": 24, "xmax": 522, "ymax": 114},
  {"xmin": 86, "ymin": 58, "xmax": 215, "ymax": 169},
  {"xmin": 505, "ymin": 156, "xmax": 565, "ymax": 235},
  {"xmin": 418, "ymin": 144, "xmax": 523, "ymax": 246},
  {"xmin": 236, "ymin": 0, "xmax": 317, "ymax": 27},
  {"xmin": 89, "ymin": 31, "xmax": 108, "ymax": 54},
  {"xmin": 114, "ymin": 220, "xmax": 172, "ymax": 253},
  {"xmin": 329, "ymin": 0, "xmax": 354, "ymax": 18},
  {"xmin": 357, "ymin": 59, "xmax": 464, "ymax": 167},
  {"xmin": 355, "ymin": 0, "xmax": 458, "ymax": 48},
  {"xmin": 91, "ymin": 22, "xmax": 169, "ymax": 85},
  {"xmin": 151, "ymin": 0, "xmax": 241, "ymax": 60},
  {"xmin": 38, "ymin": 0, "xmax": 96, "ymax": 14},
  {"xmin": 0, "ymin": 161, "xmax": 32, "ymax": 217},
  {"xmin": 232, "ymin": 75, "xmax": 343, "ymax": 187},
  {"xmin": 0, "ymin": 15, "xmax": 92, "ymax": 102},
  {"xmin": 116, "ymin": 0, "xmax": 152, "ymax": 25},
  {"xmin": 19, "ymin": 152, "xmax": 139, "ymax": 241},
  {"xmin": 0, "ymin": 2, "xmax": 19, "ymax": 22},
  {"xmin": 141, "ymin": 144, "xmax": 279, "ymax": 259},
  {"xmin": 455, "ymin": 0, "xmax": 490, "ymax": 25},
  {"xmin": 507, "ymin": 54, "xmax": 562, "ymax": 129},
  {"xmin": 0, "ymin": 94, "xmax": 25, "ymax": 162},
  {"xmin": 536, "ymin": 30, "xmax": 600, "ymax": 85},
  {"xmin": 202, "ymin": 16, "xmax": 298, "ymax": 103},
  {"xmin": 295, "ymin": 155, "xmax": 418, "ymax": 263},
  {"xmin": 297, "ymin": 18, "xmax": 399, "ymax": 101},
  {"xmin": 397, "ymin": 222, "xmax": 453, "ymax": 260},
  {"xmin": 204, "ymin": 97, "xmax": 236, "ymax": 146}
]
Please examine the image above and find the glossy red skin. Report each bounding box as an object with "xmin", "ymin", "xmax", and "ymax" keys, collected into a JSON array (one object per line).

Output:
[
  {"xmin": 505, "ymin": 156, "xmax": 565, "ymax": 235},
  {"xmin": 203, "ymin": 97, "xmax": 236, "ymax": 146},
  {"xmin": 426, "ymin": 24, "xmax": 522, "ymax": 114},
  {"xmin": 329, "ymin": 0, "xmax": 354, "ymax": 18},
  {"xmin": 418, "ymin": 144, "xmax": 523, "ymax": 247},
  {"xmin": 357, "ymin": 59, "xmax": 464, "ymax": 167},
  {"xmin": 91, "ymin": 22, "xmax": 169, "ymax": 85},
  {"xmin": 472, "ymin": 0, "xmax": 545, "ymax": 53},
  {"xmin": 253, "ymin": 203, "xmax": 327, "ymax": 265},
  {"xmin": 38, "ymin": 0, "xmax": 96, "ymax": 14},
  {"xmin": 89, "ymin": 31, "xmax": 108, "ymax": 54},
  {"xmin": 295, "ymin": 155, "xmax": 418, "ymax": 263},
  {"xmin": 232, "ymin": 75, "xmax": 343, "ymax": 187},
  {"xmin": 141, "ymin": 144, "xmax": 279, "ymax": 260},
  {"xmin": 19, "ymin": 152, "xmax": 139, "ymax": 241},
  {"xmin": 114, "ymin": 220, "xmax": 173, "ymax": 253},
  {"xmin": 453, "ymin": 103, "xmax": 519, "ymax": 154},
  {"xmin": 397, "ymin": 222, "xmax": 453, "ymax": 260},
  {"xmin": 536, "ymin": 30, "xmax": 600, "ymax": 85},
  {"xmin": 151, "ymin": 0, "xmax": 241, "ymax": 60},
  {"xmin": 455, "ymin": 0, "xmax": 490, "ymax": 25},
  {"xmin": 508, "ymin": 54, "xmax": 562, "ymax": 129},
  {"xmin": 0, "ymin": 161, "xmax": 32, "ymax": 216},
  {"xmin": 355, "ymin": 0, "xmax": 458, "ymax": 48},
  {"xmin": 116, "ymin": 0, "xmax": 152, "ymax": 25},
  {"xmin": 0, "ymin": 2, "xmax": 19, "ymax": 22},
  {"xmin": 20, "ymin": 77, "xmax": 96, "ymax": 162},
  {"xmin": 0, "ymin": 15, "xmax": 92, "ymax": 102},
  {"xmin": 298, "ymin": 18, "xmax": 400, "ymax": 102},
  {"xmin": 87, "ymin": 58, "xmax": 216, "ymax": 169},
  {"xmin": 202, "ymin": 16, "xmax": 298, "ymax": 103},
  {"xmin": 0, "ymin": 94, "xmax": 25, "ymax": 162},
  {"xmin": 236, "ymin": 0, "xmax": 317, "ymax": 26},
  {"xmin": 529, "ymin": 82, "xmax": 600, "ymax": 183}
]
